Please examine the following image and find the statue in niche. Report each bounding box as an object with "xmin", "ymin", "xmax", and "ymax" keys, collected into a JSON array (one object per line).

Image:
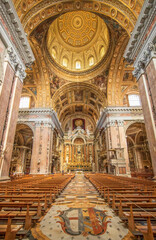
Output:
[
  {"xmin": 66, "ymin": 155, "xmax": 69, "ymax": 163},
  {"xmin": 77, "ymin": 145, "xmax": 81, "ymax": 154},
  {"xmin": 66, "ymin": 145, "xmax": 69, "ymax": 154},
  {"xmin": 89, "ymin": 144, "xmax": 92, "ymax": 153}
]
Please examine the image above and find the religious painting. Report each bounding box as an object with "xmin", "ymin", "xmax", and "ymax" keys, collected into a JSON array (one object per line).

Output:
[
  {"xmin": 73, "ymin": 118, "xmax": 85, "ymax": 130},
  {"xmin": 90, "ymin": 73, "xmax": 108, "ymax": 95},
  {"xmin": 87, "ymin": 121, "xmax": 93, "ymax": 133},
  {"xmin": 123, "ymin": 71, "xmax": 134, "ymax": 82},
  {"xmin": 50, "ymin": 75, "xmax": 68, "ymax": 97},
  {"xmin": 74, "ymin": 90, "xmax": 83, "ymax": 101},
  {"xmin": 29, "ymin": 87, "xmax": 37, "ymax": 96},
  {"xmin": 75, "ymin": 105, "xmax": 83, "ymax": 112}
]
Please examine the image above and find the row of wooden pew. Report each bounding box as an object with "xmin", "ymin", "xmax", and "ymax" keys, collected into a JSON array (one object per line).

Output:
[
  {"xmin": 85, "ymin": 173, "xmax": 156, "ymax": 240},
  {"xmin": 0, "ymin": 174, "xmax": 74, "ymax": 239}
]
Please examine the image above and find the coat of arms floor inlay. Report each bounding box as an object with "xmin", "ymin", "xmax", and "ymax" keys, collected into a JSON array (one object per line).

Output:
[{"xmin": 31, "ymin": 173, "xmax": 134, "ymax": 240}]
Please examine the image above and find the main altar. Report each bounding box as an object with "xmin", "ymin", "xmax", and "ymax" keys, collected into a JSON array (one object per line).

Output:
[{"xmin": 63, "ymin": 126, "xmax": 94, "ymax": 172}]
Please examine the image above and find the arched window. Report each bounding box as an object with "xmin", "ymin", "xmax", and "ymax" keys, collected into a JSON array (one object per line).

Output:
[
  {"xmin": 128, "ymin": 94, "xmax": 141, "ymax": 106},
  {"xmin": 52, "ymin": 48, "xmax": 56, "ymax": 59},
  {"xmin": 19, "ymin": 96, "xmax": 30, "ymax": 108},
  {"xmin": 62, "ymin": 57, "xmax": 68, "ymax": 67},
  {"xmin": 75, "ymin": 60, "xmax": 81, "ymax": 69},
  {"xmin": 100, "ymin": 46, "xmax": 105, "ymax": 58},
  {"xmin": 89, "ymin": 56, "xmax": 94, "ymax": 66}
]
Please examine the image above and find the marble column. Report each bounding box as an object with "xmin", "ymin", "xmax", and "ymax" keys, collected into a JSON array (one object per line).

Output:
[
  {"xmin": 137, "ymin": 71, "xmax": 156, "ymax": 177},
  {"xmin": 105, "ymin": 120, "xmax": 130, "ymax": 176},
  {"xmin": 0, "ymin": 49, "xmax": 25, "ymax": 177},
  {"xmin": 30, "ymin": 123, "xmax": 53, "ymax": 174}
]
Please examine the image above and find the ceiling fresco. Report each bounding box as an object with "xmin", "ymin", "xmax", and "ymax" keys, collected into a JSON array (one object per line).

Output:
[
  {"xmin": 12, "ymin": 0, "xmax": 144, "ymax": 124},
  {"xmin": 52, "ymin": 82, "xmax": 106, "ymax": 125}
]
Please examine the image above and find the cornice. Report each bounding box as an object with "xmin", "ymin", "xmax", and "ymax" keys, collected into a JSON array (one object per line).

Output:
[
  {"xmin": 6, "ymin": 47, "xmax": 26, "ymax": 80},
  {"xmin": 18, "ymin": 108, "xmax": 64, "ymax": 137},
  {"xmin": 0, "ymin": 0, "xmax": 34, "ymax": 67},
  {"xmin": 124, "ymin": 0, "xmax": 156, "ymax": 62},
  {"xmin": 0, "ymin": 22, "xmax": 26, "ymax": 80},
  {"xmin": 133, "ymin": 41, "xmax": 156, "ymax": 80},
  {"xmin": 102, "ymin": 106, "xmax": 143, "ymax": 114},
  {"xmin": 95, "ymin": 106, "xmax": 143, "ymax": 135},
  {"xmin": 18, "ymin": 108, "xmax": 54, "ymax": 115},
  {"xmin": 124, "ymin": 0, "xmax": 156, "ymax": 80}
]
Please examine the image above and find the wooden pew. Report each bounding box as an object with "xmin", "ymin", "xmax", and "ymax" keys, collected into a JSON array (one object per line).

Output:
[
  {"xmin": 85, "ymin": 173, "xmax": 156, "ymax": 239},
  {"xmin": 0, "ymin": 173, "xmax": 74, "ymax": 238},
  {"xmin": 0, "ymin": 218, "xmax": 22, "ymax": 240}
]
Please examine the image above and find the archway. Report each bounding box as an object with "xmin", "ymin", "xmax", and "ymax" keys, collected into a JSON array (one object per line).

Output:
[
  {"xmin": 10, "ymin": 124, "xmax": 33, "ymax": 176},
  {"xmin": 126, "ymin": 122, "xmax": 153, "ymax": 178}
]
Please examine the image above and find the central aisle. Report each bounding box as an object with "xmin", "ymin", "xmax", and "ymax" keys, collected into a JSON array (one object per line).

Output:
[{"xmin": 32, "ymin": 173, "xmax": 133, "ymax": 240}]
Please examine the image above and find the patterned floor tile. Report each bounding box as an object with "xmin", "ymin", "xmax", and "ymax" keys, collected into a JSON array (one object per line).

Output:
[{"xmin": 32, "ymin": 173, "xmax": 133, "ymax": 240}]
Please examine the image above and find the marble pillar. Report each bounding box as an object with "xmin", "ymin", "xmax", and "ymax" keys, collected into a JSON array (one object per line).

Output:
[
  {"xmin": 0, "ymin": 72, "xmax": 23, "ymax": 177},
  {"xmin": 30, "ymin": 123, "xmax": 53, "ymax": 174},
  {"xmin": 138, "ymin": 71, "xmax": 156, "ymax": 177}
]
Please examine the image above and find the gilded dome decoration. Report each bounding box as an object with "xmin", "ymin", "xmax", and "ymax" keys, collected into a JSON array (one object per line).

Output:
[
  {"xmin": 46, "ymin": 11, "xmax": 111, "ymax": 80},
  {"xmin": 57, "ymin": 11, "xmax": 98, "ymax": 47}
]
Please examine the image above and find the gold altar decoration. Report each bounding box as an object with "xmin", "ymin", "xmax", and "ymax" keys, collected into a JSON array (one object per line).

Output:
[
  {"xmin": 64, "ymin": 137, "xmax": 93, "ymax": 171},
  {"xmin": 67, "ymin": 162, "xmax": 92, "ymax": 171}
]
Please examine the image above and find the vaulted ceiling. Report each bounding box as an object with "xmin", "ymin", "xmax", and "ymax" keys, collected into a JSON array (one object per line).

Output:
[
  {"xmin": 52, "ymin": 82, "xmax": 106, "ymax": 126},
  {"xmin": 13, "ymin": 0, "xmax": 144, "ymax": 126}
]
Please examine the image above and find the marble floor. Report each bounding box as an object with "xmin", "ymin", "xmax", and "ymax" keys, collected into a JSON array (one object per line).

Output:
[{"xmin": 31, "ymin": 173, "xmax": 134, "ymax": 240}]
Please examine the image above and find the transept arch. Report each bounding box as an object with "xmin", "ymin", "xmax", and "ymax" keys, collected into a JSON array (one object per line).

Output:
[
  {"xmin": 13, "ymin": 0, "xmax": 144, "ymax": 38},
  {"xmin": 10, "ymin": 124, "xmax": 34, "ymax": 175},
  {"xmin": 126, "ymin": 122, "xmax": 153, "ymax": 176}
]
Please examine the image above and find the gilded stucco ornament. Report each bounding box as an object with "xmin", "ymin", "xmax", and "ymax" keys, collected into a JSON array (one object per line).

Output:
[
  {"xmin": 6, "ymin": 47, "xmax": 26, "ymax": 80},
  {"xmin": 51, "ymin": 82, "xmax": 106, "ymax": 125},
  {"xmin": 133, "ymin": 42, "xmax": 156, "ymax": 80},
  {"xmin": 45, "ymin": 11, "xmax": 112, "ymax": 81},
  {"xmin": 13, "ymin": 0, "xmax": 141, "ymax": 37}
]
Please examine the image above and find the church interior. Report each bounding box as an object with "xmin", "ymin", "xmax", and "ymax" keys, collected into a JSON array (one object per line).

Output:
[{"xmin": 0, "ymin": 0, "xmax": 156, "ymax": 239}]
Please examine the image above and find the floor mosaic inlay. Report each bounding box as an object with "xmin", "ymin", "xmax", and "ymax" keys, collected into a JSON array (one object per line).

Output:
[{"xmin": 31, "ymin": 173, "xmax": 134, "ymax": 240}]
